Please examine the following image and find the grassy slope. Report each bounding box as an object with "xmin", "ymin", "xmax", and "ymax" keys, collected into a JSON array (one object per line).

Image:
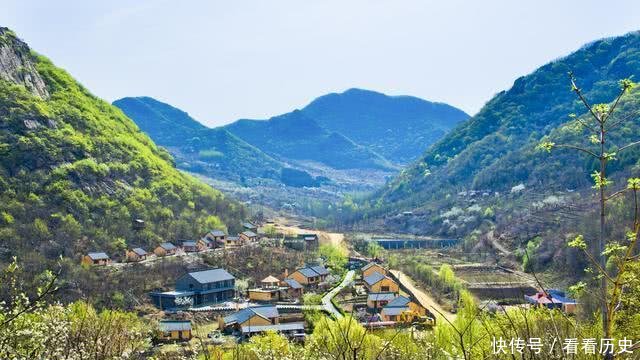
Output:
[{"xmin": 0, "ymin": 29, "xmax": 245, "ymax": 261}]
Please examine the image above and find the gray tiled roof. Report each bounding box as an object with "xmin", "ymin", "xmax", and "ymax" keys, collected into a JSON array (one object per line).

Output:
[
  {"xmin": 182, "ymin": 241, "xmax": 197, "ymax": 247},
  {"xmin": 188, "ymin": 268, "xmax": 235, "ymax": 284},
  {"xmin": 367, "ymin": 292, "xmax": 396, "ymax": 302},
  {"xmin": 209, "ymin": 230, "xmax": 226, "ymax": 237},
  {"xmin": 241, "ymin": 231, "xmax": 257, "ymax": 238},
  {"xmin": 381, "ymin": 306, "xmax": 408, "ymax": 316},
  {"xmin": 385, "ymin": 295, "xmax": 411, "ymax": 308},
  {"xmin": 242, "ymin": 222, "xmax": 257, "ymax": 229},
  {"xmin": 223, "ymin": 306, "xmax": 279, "ymax": 325},
  {"xmin": 87, "ymin": 252, "xmax": 109, "ymax": 260},
  {"xmin": 132, "ymin": 248, "xmax": 147, "ymax": 256},
  {"xmin": 310, "ymin": 265, "xmax": 329, "ymax": 276},
  {"xmin": 159, "ymin": 242, "xmax": 176, "ymax": 250},
  {"xmin": 297, "ymin": 265, "xmax": 329, "ymax": 278},
  {"xmin": 361, "ymin": 262, "xmax": 383, "ymax": 272},
  {"xmin": 159, "ymin": 320, "xmax": 192, "ymax": 332},
  {"xmin": 363, "ymin": 272, "xmax": 386, "ymax": 286},
  {"xmin": 283, "ymin": 278, "xmax": 303, "ymax": 289}
]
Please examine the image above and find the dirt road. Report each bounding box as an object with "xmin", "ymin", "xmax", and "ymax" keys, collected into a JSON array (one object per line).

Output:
[
  {"xmin": 390, "ymin": 269, "xmax": 457, "ymax": 323},
  {"xmin": 273, "ymin": 220, "xmax": 345, "ymax": 248}
]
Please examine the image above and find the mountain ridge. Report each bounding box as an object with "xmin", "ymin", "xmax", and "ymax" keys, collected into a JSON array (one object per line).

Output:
[
  {"xmin": 0, "ymin": 27, "xmax": 245, "ymax": 261},
  {"xmin": 300, "ymin": 88, "xmax": 470, "ymax": 163}
]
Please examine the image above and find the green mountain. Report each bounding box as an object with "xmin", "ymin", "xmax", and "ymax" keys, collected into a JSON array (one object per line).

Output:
[
  {"xmin": 225, "ymin": 110, "xmax": 395, "ymax": 170},
  {"xmin": 112, "ymin": 96, "xmax": 206, "ymax": 146},
  {"xmin": 374, "ymin": 31, "xmax": 640, "ymax": 210},
  {"xmin": 0, "ymin": 27, "xmax": 245, "ymax": 261},
  {"xmin": 301, "ymin": 88, "xmax": 469, "ymax": 163},
  {"xmin": 113, "ymin": 97, "xmax": 284, "ymax": 183}
]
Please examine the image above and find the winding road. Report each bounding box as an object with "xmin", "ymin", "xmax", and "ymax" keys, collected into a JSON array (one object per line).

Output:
[{"xmin": 322, "ymin": 270, "xmax": 355, "ymax": 319}]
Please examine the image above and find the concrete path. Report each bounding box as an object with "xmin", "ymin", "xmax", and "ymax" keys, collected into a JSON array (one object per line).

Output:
[{"xmin": 322, "ymin": 270, "xmax": 355, "ymax": 319}]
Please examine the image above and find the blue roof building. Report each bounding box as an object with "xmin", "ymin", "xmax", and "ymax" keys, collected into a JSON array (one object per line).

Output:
[{"xmin": 150, "ymin": 268, "xmax": 236, "ymax": 310}]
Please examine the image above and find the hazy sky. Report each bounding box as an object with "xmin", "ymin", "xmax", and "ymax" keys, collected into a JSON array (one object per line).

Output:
[{"xmin": 3, "ymin": 1, "xmax": 640, "ymax": 126}]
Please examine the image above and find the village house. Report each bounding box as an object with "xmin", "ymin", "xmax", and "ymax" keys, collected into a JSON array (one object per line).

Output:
[
  {"xmin": 367, "ymin": 292, "xmax": 396, "ymax": 310},
  {"xmin": 204, "ymin": 229, "xmax": 227, "ymax": 243},
  {"xmin": 239, "ymin": 231, "xmax": 258, "ymax": 243},
  {"xmin": 361, "ymin": 262, "xmax": 387, "ymax": 278},
  {"xmin": 524, "ymin": 289, "xmax": 577, "ymax": 314},
  {"xmin": 81, "ymin": 252, "xmax": 111, "ymax": 266},
  {"xmin": 150, "ymin": 268, "xmax": 236, "ymax": 310},
  {"xmin": 154, "ymin": 242, "xmax": 177, "ymax": 257},
  {"xmin": 363, "ymin": 272, "xmax": 399, "ymax": 293},
  {"xmin": 242, "ymin": 222, "xmax": 258, "ymax": 231},
  {"xmin": 283, "ymin": 233, "xmax": 319, "ymax": 251},
  {"xmin": 287, "ymin": 265, "xmax": 329, "ymax": 286},
  {"xmin": 181, "ymin": 240, "xmax": 199, "ymax": 253},
  {"xmin": 158, "ymin": 320, "xmax": 192, "ymax": 341},
  {"xmin": 204, "ymin": 229, "xmax": 226, "ymax": 246},
  {"xmin": 219, "ymin": 305, "xmax": 279, "ymax": 333},
  {"xmin": 300, "ymin": 233, "xmax": 319, "ymax": 248},
  {"xmin": 380, "ymin": 295, "xmax": 427, "ymax": 322},
  {"xmin": 283, "ymin": 278, "xmax": 304, "ymax": 298},
  {"xmin": 125, "ymin": 247, "xmax": 148, "ymax": 262},
  {"xmin": 132, "ymin": 218, "xmax": 145, "ymax": 230},
  {"xmin": 223, "ymin": 236, "xmax": 243, "ymax": 248},
  {"xmin": 248, "ymin": 275, "xmax": 282, "ymax": 302},
  {"xmin": 197, "ymin": 238, "xmax": 212, "ymax": 251}
]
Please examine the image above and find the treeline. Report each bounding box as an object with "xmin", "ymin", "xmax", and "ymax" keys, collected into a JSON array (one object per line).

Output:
[{"xmin": 396, "ymin": 258, "xmax": 463, "ymax": 307}]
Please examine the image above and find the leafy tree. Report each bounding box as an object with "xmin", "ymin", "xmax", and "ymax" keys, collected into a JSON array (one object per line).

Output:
[
  {"xmin": 318, "ymin": 244, "xmax": 348, "ymax": 274},
  {"xmin": 540, "ymin": 75, "xmax": 640, "ymax": 348}
]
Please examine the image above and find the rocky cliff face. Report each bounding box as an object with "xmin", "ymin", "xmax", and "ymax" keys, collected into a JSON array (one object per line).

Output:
[{"xmin": 0, "ymin": 27, "xmax": 49, "ymax": 99}]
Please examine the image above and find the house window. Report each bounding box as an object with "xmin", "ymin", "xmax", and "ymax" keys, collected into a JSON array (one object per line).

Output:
[{"xmin": 381, "ymin": 286, "xmax": 389, "ymax": 292}]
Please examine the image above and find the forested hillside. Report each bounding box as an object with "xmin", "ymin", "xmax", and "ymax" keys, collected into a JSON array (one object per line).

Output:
[
  {"xmin": 225, "ymin": 110, "xmax": 394, "ymax": 170},
  {"xmin": 114, "ymin": 96, "xmax": 285, "ymax": 183},
  {"xmin": 374, "ymin": 31, "xmax": 640, "ymax": 208},
  {"xmin": 0, "ymin": 28, "xmax": 245, "ymax": 262},
  {"xmin": 301, "ymin": 88, "xmax": 469, "ymax": 163},
  {"xmin": 333, "ymin": 32, "xmax": 640, "ymax": 277}
]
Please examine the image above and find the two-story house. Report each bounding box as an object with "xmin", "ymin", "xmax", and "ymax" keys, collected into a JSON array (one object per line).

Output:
[{"xmin": 150, "ymin": 268, "xmax": 236, "ymax": 310}]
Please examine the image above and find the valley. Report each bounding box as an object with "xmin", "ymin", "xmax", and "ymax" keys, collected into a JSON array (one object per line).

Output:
[{"xmin": 1, "ymin": 14, "xmax": 640, "ymax": 360}]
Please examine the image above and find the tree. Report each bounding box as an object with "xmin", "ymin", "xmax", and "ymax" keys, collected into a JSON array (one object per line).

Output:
[
  {"xmin": 539, "ymin": 74, "xmax": 640, "ymax": 357},
  {"xmin": 318, "ymin": 244, "xmax": 348, "ymax": 274},
  {"xmin": 365, "ymin": 241, "xmax": 384, "ymax": 259}
]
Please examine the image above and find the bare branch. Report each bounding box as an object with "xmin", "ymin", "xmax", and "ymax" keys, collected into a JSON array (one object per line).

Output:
[
  {"xmin": 569, "ymin": 73, "xmax": 603, "ymax": 124},
  {"xmin": 604, "ymin": 188, "xmax": 629, "ymax": 202},
  {"xmin": 553, "ymin": 143, "xmax": 599, "ymax": 159},
  {"xmin": 603, "ymin": 85, "xmax": 628, "ymax": 123},
  {"xmin": 605, "ymin": 109, "xmax": 640, "ymax": 132},
  {"xmin": 617, "ymin": 140, "xmax": 640, "ymax": 153}
]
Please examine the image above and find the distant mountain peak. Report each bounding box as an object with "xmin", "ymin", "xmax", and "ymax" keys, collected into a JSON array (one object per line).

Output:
[{"xmin": 301, "ymin": 88, "xmax": 470, "ymax": 163}]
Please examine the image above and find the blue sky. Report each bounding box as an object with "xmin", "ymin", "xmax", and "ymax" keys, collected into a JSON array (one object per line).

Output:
[{"xmin": 3, "ymin": 1, "xmax": 640, "ymax": 126}]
